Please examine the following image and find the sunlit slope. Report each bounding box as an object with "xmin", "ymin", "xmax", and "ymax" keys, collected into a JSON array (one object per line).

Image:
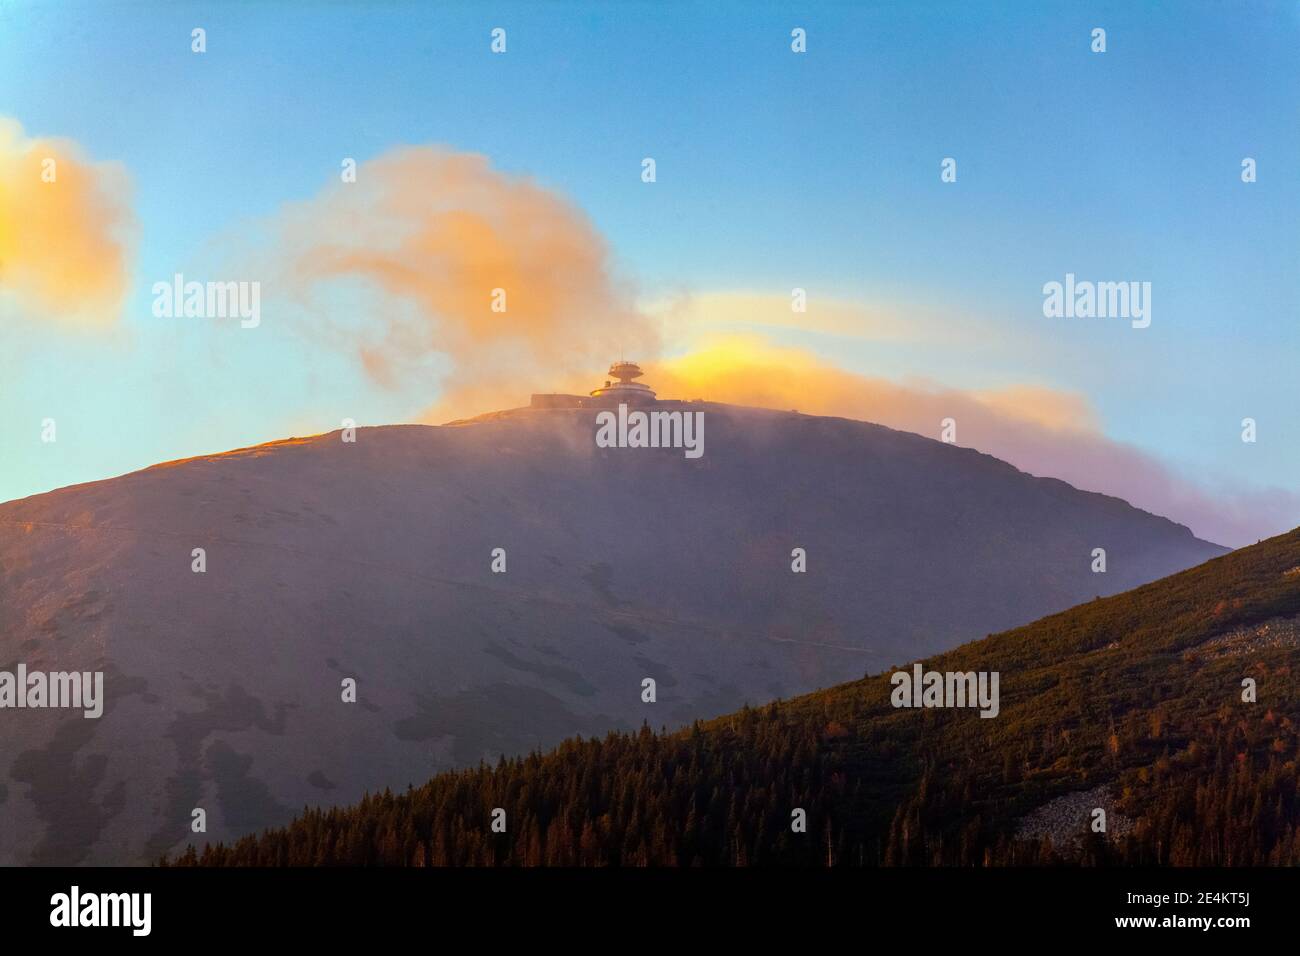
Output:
[{"xmin": 0, "ymin": 403, "xmax": 1224, "ymax": 864}]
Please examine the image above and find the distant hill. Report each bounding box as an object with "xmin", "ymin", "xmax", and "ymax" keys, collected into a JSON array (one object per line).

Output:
[
  {"xmin": 0, "ymin": 403, "xmax": 1225, "ymax": 864},
  {"xmin": 169, "ymin": 528, "xmax": 1300, "ymax": 867}
]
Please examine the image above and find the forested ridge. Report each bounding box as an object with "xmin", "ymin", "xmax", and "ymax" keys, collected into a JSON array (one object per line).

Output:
[{"xmin": 165, "ymin": 528, "xmax": 1300, "ymax": 867}]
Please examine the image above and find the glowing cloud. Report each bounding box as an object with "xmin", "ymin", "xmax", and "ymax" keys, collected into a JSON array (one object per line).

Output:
[
  {"xmin": 646, "ymin": 335, "xmax": 1098, "ymax": 434},
  {"xmin": 0, "ymin": 118, "xmax": 133, "ymax": 324},
  {"xmin": 266, "ymin": 147, "xmax": 656, "ymax": 417},
  {"xmin": 642, "ymin": 336, "xmax": 1297, "ymax": 548}
]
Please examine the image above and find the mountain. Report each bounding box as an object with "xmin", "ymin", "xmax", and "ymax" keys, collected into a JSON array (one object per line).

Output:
[
  {"xmin": 0, "ymin": 402, "xmax": 1225, "ymax": 864},
  {"xmin": 168, "ymin": 527, "xmax": 1300, "ymax": 867}
]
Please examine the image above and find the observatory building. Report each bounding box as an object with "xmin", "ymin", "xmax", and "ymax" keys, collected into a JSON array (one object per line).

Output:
[
  {"xmin": 588, "ymin": 361, "xmax": 657, "ymax": 405},
  {"xmin": 531, "ymin": 361, "xmax": 660, "ymax": 409}
]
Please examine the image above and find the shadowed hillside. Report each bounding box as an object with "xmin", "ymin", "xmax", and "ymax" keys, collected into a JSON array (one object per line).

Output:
[
  {"xmin": 0, "ymin": 403, "xmax": 1225, "ymax": 864},
  {"xmin": 169, "ymin": 528, "xmax": 1300, "ymax": 867}
]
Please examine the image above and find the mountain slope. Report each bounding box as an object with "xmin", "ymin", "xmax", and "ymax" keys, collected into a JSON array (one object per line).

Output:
[
  {"xmin": 0, "ymin": 403, "xmax": 1225, "ymax": 864},
  {"xmin": 171, "ymin": 527, "xmax": 1300, "ymax": 867}
]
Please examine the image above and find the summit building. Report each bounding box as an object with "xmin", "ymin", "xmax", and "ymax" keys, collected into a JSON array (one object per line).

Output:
[{"xmin": 531, "ymin": 361, "xmax": 670, "ymax": 409}]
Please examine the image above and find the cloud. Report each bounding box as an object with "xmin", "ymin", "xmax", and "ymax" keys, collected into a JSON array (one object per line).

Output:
[
  {"xmin": 640, "ymin": 336, "xmax": 1298, "ymax": 548},
  {"xmin": 647, "ymin": 289, "xmax": 1058, "ymax": 353},
  {"xmin": 641, "ymin": 335, "xmax": 1100, "ymax": 438},
  {"xmin": 0, "ymin": 118, "xmax": 133, "ymax": 324},
  {"xmin": 651, "ymin": 290, "xmax": 924, "ymax": 343},
  {"xmin": 262, "ymin": 147, "xmax": 656, "ymax": 417}
]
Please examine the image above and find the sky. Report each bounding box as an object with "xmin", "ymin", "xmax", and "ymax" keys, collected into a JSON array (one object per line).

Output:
[{"xmin": 1, "ymin": 0, "xmax": 1298, "ymax": 547}]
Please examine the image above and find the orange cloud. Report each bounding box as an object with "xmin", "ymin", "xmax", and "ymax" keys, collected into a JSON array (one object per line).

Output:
[
  {"xmin": 0, "ymin": 118, "xmax": 133, "ymax": 323},
  {"xmin": 637, "ymin": 337, "xmax": 1295, "ymax": 548},
  {"xmin": 651, "ymin": 291, "xmax": 924, "ymax": 344},
  {"xmin": 644, "ymin": 336, "xmax": 1095, "ymax": 434},
  {"xmin": 267, "ymin": 147, "xmax": 656, "ymax": 415}
]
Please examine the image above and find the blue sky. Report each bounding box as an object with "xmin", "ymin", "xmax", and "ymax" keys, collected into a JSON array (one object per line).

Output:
[{"xmin": 1, "ymin": 0, "xmax": 1298, "ymax": 545}]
